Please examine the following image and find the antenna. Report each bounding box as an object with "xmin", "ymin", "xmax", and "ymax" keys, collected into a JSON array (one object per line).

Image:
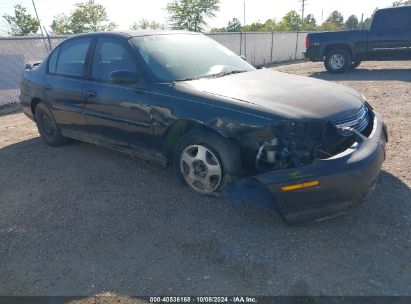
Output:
[
  {"xmin": 31, "ymin": 0, "xmax": 50, "ymax": 51},
  {"xmin": 31, "ymin": 0, "xmax": 43, "ymax": 37},
  {"xmin": 43, "ymin": 25, "xmax": 52, "ymax": 51}
]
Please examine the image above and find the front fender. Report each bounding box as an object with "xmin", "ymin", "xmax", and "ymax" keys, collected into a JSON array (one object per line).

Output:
[{"xmin": 149, "ymin": 86, "xmax": 277, "ymax": 163}]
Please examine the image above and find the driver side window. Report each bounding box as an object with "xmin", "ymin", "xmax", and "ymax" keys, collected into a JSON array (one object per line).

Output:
[{"xmin": 91, "ymin": 38, "xmax": 138, "ymax": 85}]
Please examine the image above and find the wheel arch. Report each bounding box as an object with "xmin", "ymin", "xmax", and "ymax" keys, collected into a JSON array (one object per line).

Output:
[
  {"xmin": 31, "ymin": 98, "xmax": 44, "ymax": 116},
  {"xmin": 323, "ymin": 44, "xmax": 353, "ymax": 58},
  {"xmin": 163, "ymin": 119, "xmax": 239, "ymax": 164}
]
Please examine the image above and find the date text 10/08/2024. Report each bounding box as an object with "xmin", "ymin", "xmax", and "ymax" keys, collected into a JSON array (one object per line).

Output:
[{"xmin": 149, "ymin": 297, "xmax": 258, "ymax": 303}]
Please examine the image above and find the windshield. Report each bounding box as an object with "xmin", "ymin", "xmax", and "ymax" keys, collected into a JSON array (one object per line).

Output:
[{"xmin": 130, "ymin": 34, "xmax": 255, "ymax": 82}]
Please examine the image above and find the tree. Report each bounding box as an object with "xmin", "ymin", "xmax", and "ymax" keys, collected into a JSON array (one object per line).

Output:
[
  {"xmin": 226, "ymin": 18, "xmax": 241, "ymax": 32},
  {"xmin": 210, "ymin": 27, "xmax": 225, "ymax": 32},
  {"xmin": 50, "ymin": 14, "xmax": 72, "ymax": 35},
  {"xmin": 276, "ymin": 10, "xmax": 302, "ymax": 31},
  {"xmin": 3, "ymin": 4, "xmax": 40, "ymax": 36},
  {"xmin": 241, "ymin": 21, "xmax": 265, "ymax": 32},
  {"xmin": 320, "ymin": 10, "xmax": 344, "ymax": 31},
  {"xmin": 130, "ymin": 19, "xmax": 166, "ymax": 30},
  {"xmin": 345, "ymin": 15, "xmax": 359, "ymax": 29},
  {"xmin": 359, "ymin": 17, "xmax": 372, "ymax": 29},
  {"xmin": 392, "ymin": 0, "xmax": 411, "ymax": 6},
  {"xmin": 239, "ymin": 19, "xmax": 276, "ymax": 32},
  {"xmin": 325, "ymin": 11, "xmax": 344, "ymax": 27},
  {"xmin": 319, "ymin": 22, "xmax": 339, "ymax": 31},
  {"xmin": 167, "ymin": 0, "xmax": 220, "ymax": 32},
  {"xmin": 303, "ymin": 14, "xmax": 317, "ymax": 31},
  {"xmin": 50, "ymin": 0, "xmax": 116, "ymax": 34},
  {"xmin": 262, "ymin": 18, "xmax": 276, "ymax": 31}
]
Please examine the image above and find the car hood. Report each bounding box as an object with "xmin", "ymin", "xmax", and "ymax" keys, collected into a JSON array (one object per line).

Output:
[{"xmin": 176, "ymin": 69, "xmax": 364, "ymax": 120}]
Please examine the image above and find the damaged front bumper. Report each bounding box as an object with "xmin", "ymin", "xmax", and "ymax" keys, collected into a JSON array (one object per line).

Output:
[{"xmin": 239, "ymin": 112, "xmax": 388, "ymax": 224}]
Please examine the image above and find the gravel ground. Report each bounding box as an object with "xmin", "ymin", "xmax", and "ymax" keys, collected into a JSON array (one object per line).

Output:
[{"xmin": 0, "ymin": 61, "xmax": 410, "ymax": 298}]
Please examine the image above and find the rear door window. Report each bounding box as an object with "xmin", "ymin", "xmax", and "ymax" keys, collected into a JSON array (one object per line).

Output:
[{"xmin": 56, "ymin": 37, "xmax": 92, "ymax": 78}]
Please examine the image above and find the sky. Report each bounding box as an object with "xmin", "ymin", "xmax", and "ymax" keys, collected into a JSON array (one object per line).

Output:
[{"xmin": 0, "ymin": 0, "xmax": 396, "ymax": 35}]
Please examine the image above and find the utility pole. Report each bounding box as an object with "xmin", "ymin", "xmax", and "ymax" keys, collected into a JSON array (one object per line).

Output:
[
  {"xmin": 361, "ymin": 13, "xmax": 364, "ymax": 29},
  {"xmin": 243, "ymin": 0, "xmax": 246, "ymax": 26},
  {"xmin": 299, "ymin": 0, "xmax": 307, "ymax": 23},
  {"xmin": 243, "ymin": 0, "xmax": 246, "ymax": 58}
]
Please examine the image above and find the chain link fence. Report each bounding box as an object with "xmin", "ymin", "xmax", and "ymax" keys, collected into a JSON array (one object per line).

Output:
[
  {"xmin": 0, "ymin": 36, "xmax": 66, "ymax": 106},
  {"xmin": 0, "ymin": 32, "xmax": 307, "ymax": 106},
  {"xmin": 208, "ymin": 32, "xmax": 307, "ymax": 66}
]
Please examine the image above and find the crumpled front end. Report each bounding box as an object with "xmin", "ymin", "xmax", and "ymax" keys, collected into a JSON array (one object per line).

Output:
[
  {"xmin": 228, "ymin": 106, "xmax": 388, "ymax": 224},
  {"xmin": 263, "ymin": 112, "xmax": 386, "ymax": 223}
]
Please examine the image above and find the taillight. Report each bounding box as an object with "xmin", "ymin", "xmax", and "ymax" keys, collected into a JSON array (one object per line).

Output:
[{"xmin": 305, "ymin": 35, "xmax": 309, "ymax": 49}]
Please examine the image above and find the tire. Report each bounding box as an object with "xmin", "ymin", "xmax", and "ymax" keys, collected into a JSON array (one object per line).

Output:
[
  {"xmin": 173, "ymin": 130, "xmax": 241, "ymax": 196},
  {"xmin": 34, "ymin": 102, "xmax": 68, "ymax": 146},
  {"xmin": 350, "ymin": 60, "xmax": 362, "ymax": 70},
  {"xmin": 324, "ymin": 49, "xmax": 352, "ymax": 74}
]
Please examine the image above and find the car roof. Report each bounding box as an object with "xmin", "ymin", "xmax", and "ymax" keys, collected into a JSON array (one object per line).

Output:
[
  {"xmin": 68, "ymin": 30, "xmax": 201, "ymax": 40},
  {"xmin": 376, "ymin": 5, "xmax": 411, "ymax": 13}
]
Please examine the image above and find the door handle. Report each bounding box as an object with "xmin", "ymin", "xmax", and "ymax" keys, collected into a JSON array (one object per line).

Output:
[
  {"xmin": 43, "ymin": 84, "xmax": 52, "ymax": 90},
  {"xmin": 86, "ymin": 90, "xmax": 97, "ymax": 98}
]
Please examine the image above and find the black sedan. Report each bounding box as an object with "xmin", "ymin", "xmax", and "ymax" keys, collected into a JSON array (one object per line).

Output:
[{"xmin": 20, "ymin": 31, "xmax": 388, "ymax": 223}]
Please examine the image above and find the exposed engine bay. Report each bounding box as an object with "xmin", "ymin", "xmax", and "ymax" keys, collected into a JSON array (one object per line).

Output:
[{"xmin": 254, "ymin": 105, "xmax": 375, "ymax": 173}]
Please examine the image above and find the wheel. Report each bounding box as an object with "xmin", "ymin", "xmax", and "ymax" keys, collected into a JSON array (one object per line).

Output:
[
  {"xmin": 350, "ymin": 60, "xmax": 362, "ymax": 70},
  {"xmin": 324, "ymin": 49, "xmax": 352, "ymax": 74},
  {"xmin": 34, "ymin": 102, "xmax": 68, "ymax": 146},
  {"xmin": 174, "ymin": 130, "xmax": 241, "ymax": 195}
]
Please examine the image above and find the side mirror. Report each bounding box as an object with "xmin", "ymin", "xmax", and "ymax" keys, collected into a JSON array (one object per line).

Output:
[
  {"xmin": 109, "ymin": 70, "xmax": 138, "ymax": 84},
  {"xmin": 240, "ymin": 55, "xmax": 247, "ymax": 61}
]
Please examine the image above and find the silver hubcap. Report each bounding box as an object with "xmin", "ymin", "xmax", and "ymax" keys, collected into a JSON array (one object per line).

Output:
[
  {"xmin": 180, "ymin": 145, "xmax": 222, "ymax": 194},
  {"xmin": 329, "ymin": 54, "xmax": 345, "ymax": 69}
]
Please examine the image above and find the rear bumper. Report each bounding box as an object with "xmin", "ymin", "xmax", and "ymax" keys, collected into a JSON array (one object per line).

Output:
[
  {"xmin": 19, "ymin": 92, "xmax": 34, "ymax": 121},
  {"xmin": 252, "ymin": 112, "xmax": 387, "ymax": 224}
]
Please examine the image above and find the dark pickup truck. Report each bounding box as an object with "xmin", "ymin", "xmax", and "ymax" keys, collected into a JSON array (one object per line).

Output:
[{"xmin": 305, "ymin": 6, "xmax": 411, "ymax": 73}]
